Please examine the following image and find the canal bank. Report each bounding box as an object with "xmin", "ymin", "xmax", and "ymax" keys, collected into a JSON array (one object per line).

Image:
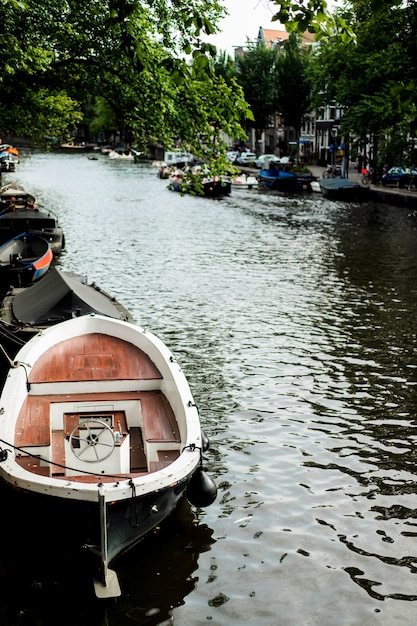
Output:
[
  {"xmin": 308, "ymin": 165, "xmax": 417, "ymax": 207},
  {"xmin": 242, "ymin": 163, "xmax": 417, "ymax": 207}
]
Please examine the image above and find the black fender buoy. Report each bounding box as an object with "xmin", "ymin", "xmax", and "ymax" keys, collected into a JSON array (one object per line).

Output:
[{"xmin": 187, "ymin": 466, "xmax": 217, "ymax": 508}]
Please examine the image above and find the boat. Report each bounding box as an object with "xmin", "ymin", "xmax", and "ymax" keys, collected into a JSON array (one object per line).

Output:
[
  {"xmin": 60, "ymin": 143, "xmax": 95, "ymax": 152},
  {"xmin": 231, "ymin": 174, "xmax": 258, "ymax": 190},
  {"xmin": 0, "ymin": 266, "xmax": 134, "ymax": 391},
  {"xmin": 163, "ymin": 151, "xmax": 194, "ymax": 169},
  {"xmin": 169, "ymin": 167, "xmax": 231, "ymax": 197},
  {"xmin": 0, "ymin": 313, "xmax": 216, "ymax": 597},
  {"xmin": 0, "ymin": 144, "xmax": 19, "ymax": 172},
  {"xmin": 0, "ymin": 186, "xmax": 65, "ymax": 255},
  {"xmin": 107, "ymin": 149, "xmax": 134, "ymax": 160},
  {"xmin": 319, "ymin": 177, "xmax": 370, "ymax": 201},
  {"xmin": 258, "ymin": 168, "xmax": 315, "ymax": 192},
  {"xmin": 0, "ymin": 265, "xmax": 133, "ymax": 348},
  {"xmin": 0, "ymin": 232, "xmax": 53, "ymax": 289}
]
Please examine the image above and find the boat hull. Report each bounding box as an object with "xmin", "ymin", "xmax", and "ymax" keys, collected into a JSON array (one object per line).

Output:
[
  {"xmin": 258, "ymin": 169, "xmax": 315, "ymax": 192},
  {"xmin": 0, "ymin": 471, "xmax": 190, "ymax": 565},
  {"xmin": 0, "ymin": 314, "xmax": 211, "ymax": 595}
]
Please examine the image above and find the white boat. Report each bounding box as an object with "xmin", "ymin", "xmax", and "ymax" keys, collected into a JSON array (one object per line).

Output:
[
  {"xmin": 0, "ymin": 314, "xmax": 216, "ymax": 597},
  {"xmin": 107, "ymin": 149, "xmax": 134, "ymax": 160},
  {"xmin": 231, "ymin": 174, "xmax": 258, "ymax": 190}
]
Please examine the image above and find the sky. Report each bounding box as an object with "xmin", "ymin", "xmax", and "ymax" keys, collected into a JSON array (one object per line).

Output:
[{"xmin": 206, "ymin": 0, "xmax": 279, "ymax": 54}]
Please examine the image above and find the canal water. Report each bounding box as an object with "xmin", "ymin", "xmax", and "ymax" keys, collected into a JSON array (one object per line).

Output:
[{"xmin": 1, "ymin": 151, "xmax": 417, "ymax": 625}]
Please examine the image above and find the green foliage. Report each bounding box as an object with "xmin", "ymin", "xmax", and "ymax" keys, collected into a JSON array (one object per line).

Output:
[
  {"xmin": 0, "ymin": 0, "xmax": 249, "ymax": 157},
  {"xmin": 237, "ymin": 43, "xmax": 278, "ymax": 132},
  {"xmin": 275, "ymin": 33, "xmax": 312, "ymax": 132},
  {"xmin": 308, "ymin": 0, "xmax": 417, "ymax": 165}
]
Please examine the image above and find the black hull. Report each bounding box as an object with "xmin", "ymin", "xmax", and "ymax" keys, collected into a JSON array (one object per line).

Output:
[{"xmin": 0, "ymin": 474, "xmax": 190, "ymax": 569}]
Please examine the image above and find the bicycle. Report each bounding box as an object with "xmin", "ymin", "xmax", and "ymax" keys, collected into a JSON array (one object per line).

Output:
[
  {"xmin": 361, "ymin": 168, "xmax": 371, "ymax": 185},
  {"xmin": 323, "ymin": 165, "xmax": 341, "ymax": 178}
]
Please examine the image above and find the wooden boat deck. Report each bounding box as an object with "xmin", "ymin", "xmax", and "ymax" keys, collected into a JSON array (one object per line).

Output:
[
  {"xmin": 15, "ymin": 332, "xmax": 182, "ymax": 480},
  {"xmin": 15, "ymin": 391, "xmax": 180, "ymax": 447},
  {"xmin": 28, "ymin": 333, "xmax": 162, "ymax": 383}
]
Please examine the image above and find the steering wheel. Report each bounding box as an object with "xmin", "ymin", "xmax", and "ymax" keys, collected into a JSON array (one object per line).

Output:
[{"xmin": 69, "ymin": 419, "xmax": 116, "ymax": 463}]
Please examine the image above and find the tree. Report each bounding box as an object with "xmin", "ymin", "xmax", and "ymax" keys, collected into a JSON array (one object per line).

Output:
[
  {"xmin": 309, "ymin": 0, "xmax": 417, "ymax": 167},
  {"xmin": 274, "ymin": 33, "xmax": 312, "ymax": 143},
  {"xmin": 236, "ymin": 42, "xmax": 279, "ymax": 154},
  {"xmin": 0, "ymin": 0, "xmax": 250, "ymax": 158}
]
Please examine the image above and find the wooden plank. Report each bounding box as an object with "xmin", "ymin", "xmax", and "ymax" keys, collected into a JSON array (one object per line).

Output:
[
  {"xmin": 15, "ymin": 396, "xmax": 50, "ymax": 447},
  {"xmin": 51, "ymin": 430, "xmax": 65, "ymax": 475},
  {"xmin": 140, "ymin": 391, "xmax": 180, "ymax": 442},
  {"xmin": 130, "ymin": 427, "xmax": 147, "ymax": 471}
]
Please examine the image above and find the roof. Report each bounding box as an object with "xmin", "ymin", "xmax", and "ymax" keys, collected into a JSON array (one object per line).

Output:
[{"xmin": 258, "ymin": 27, "xmax": 315, "ymax": 48}]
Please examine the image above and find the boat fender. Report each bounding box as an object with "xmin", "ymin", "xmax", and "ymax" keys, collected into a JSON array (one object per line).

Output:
[{"xmin": 186, "ymin": 466, "xmax": 217, "ymax": 508}]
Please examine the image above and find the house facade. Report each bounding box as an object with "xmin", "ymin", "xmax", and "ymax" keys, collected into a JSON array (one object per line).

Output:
[{"xmin": 235, "ymin": 26, "xmax": 342, "ymax": 166}]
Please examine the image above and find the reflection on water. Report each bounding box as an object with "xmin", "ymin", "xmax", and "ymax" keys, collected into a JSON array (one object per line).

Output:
[{"xmin": 1, "ymin": 151, "xmax": 417, "ymax": 624}]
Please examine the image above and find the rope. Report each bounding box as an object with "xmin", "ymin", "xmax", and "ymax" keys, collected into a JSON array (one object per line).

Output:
[{"xmin": 0, "ymin": 436, "xmax": 135, "ymax": 481}]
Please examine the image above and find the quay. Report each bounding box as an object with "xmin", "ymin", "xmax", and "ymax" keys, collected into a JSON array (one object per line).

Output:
[
  {"xmin": 308, "ymin": 165, "xmax": 417, "ymax": 208},
  {"xmin": 242, "ymin": 163, "xmax": 417, "ymax": 207}
]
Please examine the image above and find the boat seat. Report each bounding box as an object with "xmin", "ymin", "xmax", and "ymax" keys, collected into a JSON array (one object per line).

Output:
[
  {"xmin": 140, "ymin": 391, "xmax": 180, "ymax": 443},
  {"xmin": 15, "ymin": 454, "xmax": 50, "ymax": 476},
  {"xmin": 149, "ymin": 449, "xmax": 180, "ymax": 473}
]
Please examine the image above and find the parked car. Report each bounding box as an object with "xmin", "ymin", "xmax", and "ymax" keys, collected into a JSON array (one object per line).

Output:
[
  {"xmin": 279, "ymin": 156, "xmax": 297, "ymax": 165},
  {"xmin": 381, "ymin": 166, "xmax": 417, "ymax": 188},
  {"xmin": 255, "ymin": 154, "xmax": 281, "ymax": 169},
  {"xmin": 236, "ymin": 152, "xmax": 257, "ymax": 165},
  {"xmin": 226, "ymin": 151, "xmax": 239, "ymax": 164}
]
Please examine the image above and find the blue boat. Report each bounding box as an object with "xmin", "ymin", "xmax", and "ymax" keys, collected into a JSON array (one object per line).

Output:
[
  {"xmin": 0, "ymin": 232, "xmax": 53, "ymax": 289},
  {"xmin": 258, "ymin": 168, "xmax": 315, "ymax": 192}
]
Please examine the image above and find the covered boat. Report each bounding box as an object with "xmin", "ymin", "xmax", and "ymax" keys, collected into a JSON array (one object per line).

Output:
[
  {"xmin": 319, "ymin": 177, "xmax": 370, "ymax": 201},
  {"xmin": 258, "ymin": 168, "xmax": 315, "ymax": 192},
  {"xmin": 0, "ymin": 186, "xmax": 65, "ymax": 255},
  {"xmin": 0, "ymin": 266, "xmax": 133, "ymax": 352},
  {"xmin": 0, "ymin": 314, "xmax": 216, "ymax": 597},
  {"xmin": 0, "ymin": 232, "xmax": 53, "ymax": 289}
]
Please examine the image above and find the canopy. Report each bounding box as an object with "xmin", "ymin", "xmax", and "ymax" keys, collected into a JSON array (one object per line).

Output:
[{"xmin": 11, "ymin": 267, "xmax": 131, "ymax": 325}]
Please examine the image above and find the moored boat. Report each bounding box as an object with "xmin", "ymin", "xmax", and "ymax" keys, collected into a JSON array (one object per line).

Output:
[
  {"xmin": 0, "ymin": 232, "xmax": 53, "ymax": 289},
  {"xmin": 258, "ymin": 168, "xmax": 315, "ymax": 192},
  {"xmin": 0, "ymin": 186, "xmax": 65, "ymax": 255},
  {"xmin": 231, "ymin": 174, "xmax": 258, "ymax": 190},
  {"xmin": 319, "ymin": 177, "xmax": 370, "ymax": 201},
  {"xmin": 169, "ymin": 166, "xmax": 231, "ymax": 197},
  {"xmin": 0, "ymin": 144, "xmax": 19, "ymax": 172},
  {"xmin": 0, "ymin": 314, "xmax": 216, "ymax": 597}
]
